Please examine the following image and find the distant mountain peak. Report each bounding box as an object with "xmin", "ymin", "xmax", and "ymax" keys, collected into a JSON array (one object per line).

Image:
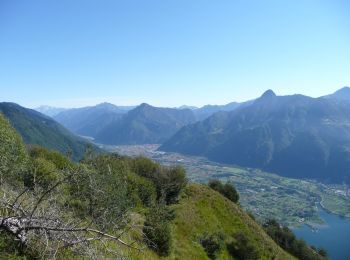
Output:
[
  {"xmin": 261, "ymin": 89, "xmax": 276, "ymax": 98},
  {"xmin": 324, "ymin": 86, "xmax": 350, "ymax": 100},
  {"xmin": 34, "ymin": 105, "xmax": 67, "ymax": 117},
  {"xmin": 97, "ymin": 102, "xmax": 114, "ymax": 106},
  {"xmin": 139, "ymin": 103, "xmax": 152, "ymax": 109},
  {"xmin": 178, "ymin": 105, "xmax": 198, "ymax": 110},
  {"xmin": 334, "ymin": 86, "xmax": 350, "ymax": 94},
  {"xmin": 255, "ymin": 90, "xmax": 277, "ymax": 104},
  {"xmin": 95, "ymin": 102, "xmax": 117, "ymax": 109}
]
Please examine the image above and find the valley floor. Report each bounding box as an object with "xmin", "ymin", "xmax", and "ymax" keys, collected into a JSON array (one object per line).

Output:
[{"xmin": 102, "ymin": 144, "xmax": 350, "ymax": 228}]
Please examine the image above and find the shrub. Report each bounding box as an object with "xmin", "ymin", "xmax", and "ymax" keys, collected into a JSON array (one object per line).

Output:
[
  {"xmin": 143, "ymin": 206, "xmax": 173, "ymax": 256},
  {"xmin": 318, "ymin": 248, "xmax": 328, "ymax": 258},
  {"xmin": 127, "ymin": 172, "xmax": 157, "ymax": 207},
  {"xmin": 24, "ymin": 157, "xmax": 60, "ymax": 188},
  {"xmin": 0, "ymin": 114, "xmax": 28, "ymax": 184},
  {"xmin": 199, "ymin": 232, "xmax": 225, "ymax": 259},
  {"xmin": 160, "ymin": 166, "xmax": 187, "ymax": 204},
  {"xmin": 263, "ymin": 219, "xmax": 328, "ymax": 260},
  {"xmin": 68, "ymin": 155, "xmax": 131, "ymax": 228},
  {"xmin": 0, "ymin": 231, "xmax": 29, "ymax": 259},
  {"xmin": 227, "ymin": 232, "xmax": 260, "ymax": 260},
  {"xmin": 132, "ymin": 157, "xmax": 187, "ymax": 204},
  {"xmin": 28, "ymin": 145, "xmax": 73, "ymax": 170},
  {"xmin": 131, "ymin": 157, "xmax": 160, "ymax": 179},
  {"xmin": 208, "ymin": 179, "xmax": 223, "ymax": 191},
  {"xmin": 222, "ymin": 182, "xmax": 239, "ymax": 203},
  {"xmin": 208, "ymin": 179, "xmax": 239, "ymax": 203}
]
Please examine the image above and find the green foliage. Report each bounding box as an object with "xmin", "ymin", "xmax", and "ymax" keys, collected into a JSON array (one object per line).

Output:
[
  {"xmin": 199, "ymin": 232, "xmax": 225, "ymax": 259},
  {"xmin": 0, "ymin": 114, "xmax": 28, "ymax": 185},
  {"xmin": 318, "ymin": 248, "xmax": 328, "ymax": 258},
  {"xmin": 143, "ymin": 205, "xmax": 173, "ymax": 256},
  {"xmin": 68, "ymin": 155, "xmax": 131, "ymax": 227},
  {"xmin": 160, "ymin": 166, "xmax": 187, "ymax": 204},
  {"xmin": 132, "ymin": 157, "xmax": 187, "ymax": 204},
  {"xmin": 208, "ymin": 179, "xmax": 239, "ymax": 203},
  {"xmin": 264, "ymin": 219, "xmax": 328, "ymax": 260},
  {"xmin": 227, "ymin": 232, "xmax": 260, "ymax": 260},
  {"xmin": 131, "ymin": 157, "xmax": 160, "ymax": 180},
  {"xmin": 0, "ymin": 231, "xmax": 28, "ymax": 259},
  {"xmin": 29, "ymin": 145, "xmax": 73, "ymax": 170},
  {"xmin": 25, "ymin": 157, "xmax": 60, "ymax": 188},
  {"xmin": 22, "ymin": 146, "xmax": 74, "ymax": 188},
  {"xmin": 126, "ymin": 172, "xmax": 157, "ymax": 207},
  {"xmin": 169, "ymin": 184, "xmax": 293, "ymax": 260}
]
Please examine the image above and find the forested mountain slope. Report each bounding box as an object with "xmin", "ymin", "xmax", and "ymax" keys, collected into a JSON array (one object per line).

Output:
[
  {"xmin": 0, "ymin": 102, "xmax": 92, "ymax": 160},
  {"xmin": 95, "ymin": 103, "xmax": 197, "ymax": 145},
  {"xmin": 161, "ymin": 90, "xmax": 350, "ymax": 183},
  {"xmin": 53, "ymin": 102, "xmax": 129, "ymax": 137}
]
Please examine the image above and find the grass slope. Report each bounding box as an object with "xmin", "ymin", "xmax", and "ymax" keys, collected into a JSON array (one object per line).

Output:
[{"xmin": 131, "ymin": 184, "xmax": 293, "ymax": 259}]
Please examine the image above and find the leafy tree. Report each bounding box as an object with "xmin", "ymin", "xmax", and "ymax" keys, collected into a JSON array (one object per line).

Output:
[
  {"xmin": 131, "ymin": 157, "xmax": 160, "ymax": 179},
  {"xmin": 199, "ymin": 232, "xmax": 225, "ymax": 259},
  {"xmin": 222, "ymin": 182, "xmax": 239, "ymax": 203},
  {"xmin": 143, "ymin": 205, "xmax": 173, "ymax": 256},
  {"xmin": 227, "ymin": 232, "xmax": 260, "ymax": 260},
  {"xmin": 318, "ymin": 248, "xmax": 328, "ymax": 258},
  {"xmin": 132, "ymin": 157, "xmax": 187, "ymax": 204},
  {"xmin": 126, "ymin": 172, "xmax": 157, "ymax": 207},
  {"xmin": 208, "ymin": 179, "xmax": 239, "ymax": 203},
  {"xmin": 29, "ymin": 145, "xmax": 73, "ymax": 170},
  {"xmin": 0, "ymin": 114, "xmax": 28, "ymax": 185},
  {"xmin": 24, "ymin": 157, "xmax": 60, "ymax": 188},
  {"xmin": 263, "ymin": 219, "xmax": 328, "ymax": 260},
  {"xmin": 160, "ymin": 166, "xmax": 187, "ymax": 204},
  {"xmin": 208, "ymin": 179, "xmax": 223, "ymax": 191},
  {"xmin": 68, "ymin": 155, "xmax": 131, "ymax": 228}
]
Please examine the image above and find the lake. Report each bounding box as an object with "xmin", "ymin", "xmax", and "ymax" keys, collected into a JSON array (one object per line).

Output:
[{"xmin": 293, "ymin": 208, "xmax": 350, "ymax": 260}]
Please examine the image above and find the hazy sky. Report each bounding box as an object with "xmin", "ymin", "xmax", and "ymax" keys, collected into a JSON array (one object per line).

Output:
[{"xmin": 1, "ymin": 0, "xmax": 349, "ymax": 108}]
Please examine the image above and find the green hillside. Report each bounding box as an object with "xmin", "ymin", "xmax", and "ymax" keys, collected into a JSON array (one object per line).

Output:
[
  {"xmin": 0, "ymin": 114, "xmax": 28, "ymax": 183},
  {"xmin": 169, "ymin": 184, "xmax": 293, "ymax": 259},
  {"xmin": 0, "ymin": 102, "xmax": 94, "ymax": 160}
]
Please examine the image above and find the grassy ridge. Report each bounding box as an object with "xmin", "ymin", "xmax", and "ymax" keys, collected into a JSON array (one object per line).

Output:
[
  {"xmin": 170, "ymin": 184, "xmax": 294, "ymax": 260},
  {"xmin": 128, "ymin": 184, "xmax": 294, "ymax": 259}
]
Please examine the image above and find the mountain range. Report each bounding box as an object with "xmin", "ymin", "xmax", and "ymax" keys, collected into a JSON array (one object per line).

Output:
[
  {"xmin": 35, "ymin": 105, "xmax": 67, "ymax": 117},
  {"xmin": 192, "ymin": 100, "xmax": 254, "ymax": 120},
  {"xmin": 160, "ymin": 87, "xmax": 350, "ymax": 183},
  {"xmin": 43, "ymin": 100, "xmax": 250, "ymax": 144},
  {"xmin": 94, "ymin": 103, "xmax": 196, "ymax": 144},
  {"xmin": 0, "ymin": 102, "xmax": 94, "ymax": 160},
  {"xmin": 53, "ymin": 103, "xmax": 133, "ymax": 138},
  {"xmin": 322, "ymin": 86, "xmax": 350, "ymax": 101},
  {"xmin": 26, "ymin": 86, "xmax": 350, "ymax": 183}
]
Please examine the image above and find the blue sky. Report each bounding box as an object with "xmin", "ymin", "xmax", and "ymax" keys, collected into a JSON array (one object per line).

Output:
[{"xmin": 0, "ymin": 0, "xmax": 349, "ymax": 108}]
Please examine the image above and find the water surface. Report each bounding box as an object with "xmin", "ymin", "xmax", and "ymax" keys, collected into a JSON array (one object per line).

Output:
[{"xmin": 293, "ymin": 208, "xmax": 350, "ymax": 260}]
